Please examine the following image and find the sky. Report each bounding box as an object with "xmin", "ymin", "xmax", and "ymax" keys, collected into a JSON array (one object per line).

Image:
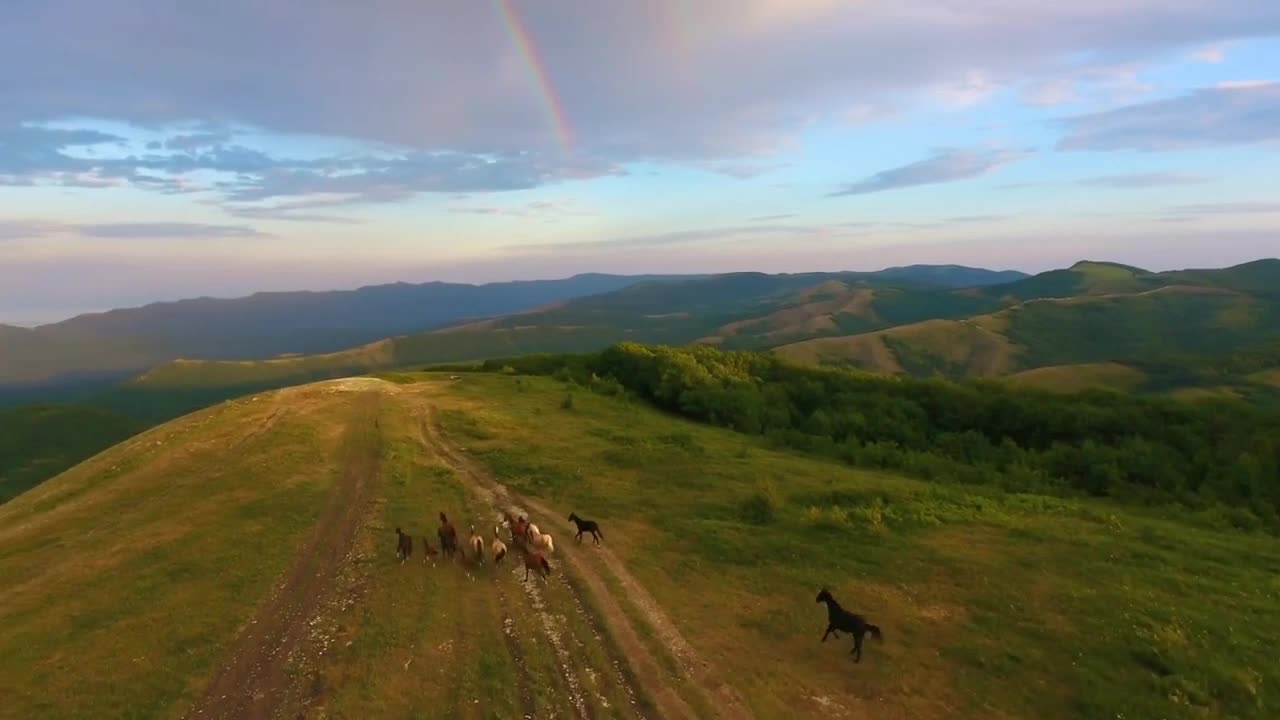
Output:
[{"xmin": 2, "ymin": 0, "xmax": 1280, "ymax": 323}]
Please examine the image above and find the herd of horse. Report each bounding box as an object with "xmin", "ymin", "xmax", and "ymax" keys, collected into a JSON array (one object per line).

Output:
[
  {"xmin": 395, "ymin": 510, "xmax": 882, "ymax": 662},
  {"xmin": 395, "ymin": 509, "xmax": 604, "ymax": 582}
]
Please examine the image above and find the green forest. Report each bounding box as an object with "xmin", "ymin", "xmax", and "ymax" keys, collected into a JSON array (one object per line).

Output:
[{"xmin": 468, "ymin": 342, "xmax": 1280, "ymax": 530}]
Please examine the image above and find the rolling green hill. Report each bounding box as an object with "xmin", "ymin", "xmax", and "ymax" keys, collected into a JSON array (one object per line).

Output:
[
  {"xmin": 64, "ymin": 259, "xmax": 1280, "ymax": 424},
  {"xmin": 1, "ymin": 265, "xmax": 1024, "ymax": 395},
  {"xmin": 0, "ymin": 273, "xmax": 681, "ymax": 388},
  {"xmin": 776, "ymin": 261, "xmax": 1280, "ymax": 398},
  {"xmin": 84, "ymin": 267, "xmax": 1029, "ymax": 408},
  {"xmin": 4, "ymin": 369, "xmax": 1277, "ymax": 719}
]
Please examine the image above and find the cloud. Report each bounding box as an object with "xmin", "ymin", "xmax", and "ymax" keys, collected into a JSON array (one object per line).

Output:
[
  {"xmin": 748, "ymin": 213, "xmax": 798, "ymax": 222},
  {"xmin": 220, "ymin": 196, "xmax": 366, "ymax": 224},
  {"xmin": 1171, "ymin": 202, "xmax": 1280, "ymax": 215},
  {"xmin": 700, "ymin": 162, "xmax": 788, "ymax": 179},
  {"xmin": 930, "ymin": 70, "xmax": 998, "ymax": 109},
  {"xmin": 1023, "ymin": 79, "xmax": 1077, "ymax": 107},
  {"xmin": 1058, "ymin": 82, "xmax": 1280, "ymax": 151},
  {"xmin": 944, "ymin": 214, "xmax": 1009, "ymax": 223},
  {"xmin": 3, "ymin": 0, "xmax": 1279, "ymax": 174},
  {"xmin": 0, "ymin": 119, "xmax": 626, "ymax": 211},
  {"xmin": 446, "ymin": 200, "xmax": 590, "ymax": 219},
  {"xmin": 843, "ymin": 104, "xmax": 899, "ymax": 125},
  {"xmin": 830, "ymin": 147, "xmax": 1030, "ymax": 197},
  {"xmin": 0, "ymin": 219, "xmax": 267, "ymax": 241},
  {"xmin": 511, "ymin": 224, "xmax": 825, "ymax": 253},
  {"xmin": 1077, "ymin": 172, "xmax": 1209, "ymax": 188},
  {"xmin": 164, "ymin": 130, "xmax": 234, "ymax": 151},
  {"xmin": 1191, "ymin": 45, "xmax": 1226, "ymax": 63},
  {"xmin": 0, "ymin": 124, "xmax": 125, "ymax": 181}
]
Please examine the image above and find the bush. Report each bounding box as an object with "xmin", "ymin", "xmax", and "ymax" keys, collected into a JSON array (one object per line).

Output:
[
  {"xmin": 472, "ymin": 343, "xmax": 1280, "ymax": 529},
  {"xmin": 740, "ymin": 480, "xmax": 782, "ymax": 525}
]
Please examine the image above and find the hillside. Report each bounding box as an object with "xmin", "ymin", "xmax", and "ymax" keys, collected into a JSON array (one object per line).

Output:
[
  {"xmin": 0, "ymin": 273, "xmax": 676, "ymax": 388},
  {"xmin": 1, "ymin": 265, "xmax": 1025, "ymax": 394},
  {"xmin": 776, "ymin": 261, "xmax": 1280, "ymax": 396},
  {"xmin": 0, "ymin": 403, "xmax": 145, "ymax": 503},
  {"xmin": 86, "ymin": 266, "xmax": 1026, "ymax": 411},
  {"xmin": 2, "ymin": 370, "xmax": 1276, "ymax": 719}
]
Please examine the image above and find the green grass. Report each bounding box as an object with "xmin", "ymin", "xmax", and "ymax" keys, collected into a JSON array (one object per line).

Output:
[
  {"xmin": 1006, "ymin": 363, "xmax": 1148, "ymax": 394},
  {"xmin": 312, "ymin": 400, "xmax": 529, "ymax": 719},
  {"xmin": 0, "ymin": 385, "xmax": 369, "ymax": 719},
  {"xmin": 427, "ymin": 372, "xmax": 1279, "ymax": 719},
  {"xmin": 1006, "ymin": 291, "xmax": 1276, "ymax": 369},
  {"xmin": 0, "ymin": 403, "xmax": 145, "ymax": 503}
]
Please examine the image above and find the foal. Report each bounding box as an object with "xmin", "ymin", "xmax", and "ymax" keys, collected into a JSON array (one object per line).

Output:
[
  {"xmin": 395, "ymin": 527, "xmax": 413, "ymax": 562},
  {"xmin": 491, "ymin": 526, "xmax": 508, "ymax": 565},
  {"xmin": 438, "ymin": 512, "xmax": 459, "ymax": 560},
  {"xmin": 816, "ymin": 588, "xmax": 883, "ymax": 663},
  {"xmin": 568, "ymin": 512, "xmax": 603, "ymax": 545},
  {"xmin": 469, "ymin": 525, "xmax": 485, "ymax": 564}
]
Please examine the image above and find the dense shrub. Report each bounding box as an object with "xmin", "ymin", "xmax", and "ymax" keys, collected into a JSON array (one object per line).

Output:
[{"xmin": 479, "ymin": 343, "xmax": 1280, "ymax": 526}]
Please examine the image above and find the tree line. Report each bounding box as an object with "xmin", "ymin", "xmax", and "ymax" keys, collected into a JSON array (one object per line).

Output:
[{"xmin": 472, "ymin": 343, "xmax": 1280, "ymax": 529}]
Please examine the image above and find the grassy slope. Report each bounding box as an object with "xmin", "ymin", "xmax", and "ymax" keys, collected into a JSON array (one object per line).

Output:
[
  {"xmin": 0, "ymin": 384, "xmax": 371, "ymax": 719},
  {"xmin": 1006, "ymin": 363, "xmax": 1148, "ymax": 393},
  {"xmin": 776, "ymin": 286, "xmax": 1280, "ymax": 391},
  {"xmin": 0, "ymin": 378, "xmax": 675, "ymax": 720},
  {"xmin": 0, "ymin": 403, "xmax": 145, "ymax": 503},
  {"xmin": 3, "ymin": 373, "xmax": 1278, "ymax": 718},
  {"xmin": 427, "ymin": 373, "xmax": 1278, "ymax": 720}
]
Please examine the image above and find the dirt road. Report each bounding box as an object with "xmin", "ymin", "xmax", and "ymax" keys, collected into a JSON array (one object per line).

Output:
[
  {"xmin": 184, "ymin": 393, "xmax": 383, "ymax": 720},
  {"xmin": 420, "ymin": 403, "xmax": 754, "ymax": 720},
  {"xmin": 183, "ymin": 383, "xmax": 751, "ymax": 719}
]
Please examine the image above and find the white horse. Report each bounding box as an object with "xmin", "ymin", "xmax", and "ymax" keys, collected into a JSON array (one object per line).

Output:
[{"xmin": 527, "ymin": 526, "xmax": 555, "ymax": 554}]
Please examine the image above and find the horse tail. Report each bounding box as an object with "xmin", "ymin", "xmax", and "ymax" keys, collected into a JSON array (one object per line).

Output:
[{"xmin": 868, "ymin": 624, "xmax": 883, "ymax": 642}]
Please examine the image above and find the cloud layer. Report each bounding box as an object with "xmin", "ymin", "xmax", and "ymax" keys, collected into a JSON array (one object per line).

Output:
[
  {"xmin": 5, "ymin": 1, "xmax": 1280, "ymax": 167},
  {"xmin": 0, "ymin": 220, "xmax": 266, "ymax": 242},
  {"xmin": 830, "ymin": 147, "xmax": 1030, "ymax": 196},
  {"xmin": 1058, "ymin": 82, "xmax": 1280, "ymax": 151}
]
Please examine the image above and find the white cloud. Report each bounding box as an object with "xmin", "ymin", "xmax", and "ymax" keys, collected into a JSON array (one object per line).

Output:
[
  {"xmin": 831, "ymin": 147, "xmax": 1031, "ymax": 197},
  {"xmin": 1191, "ymin": 45, "xmax": 1226, "ymax": 63},
  {"xmin": 1059, "ymin": 82, "xmax": 1280, "ymax": 151},
  {"xmin": 931, "ymin": 70, "xmax": 999, "ymax": 109}
]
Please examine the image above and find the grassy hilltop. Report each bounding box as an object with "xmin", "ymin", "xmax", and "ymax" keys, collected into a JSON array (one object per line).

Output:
[{"xmin": 1, "ymin": 366, "xmax": 1278, "ymax": 719}]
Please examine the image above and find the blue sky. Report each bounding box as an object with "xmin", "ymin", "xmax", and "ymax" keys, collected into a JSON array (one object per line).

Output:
[{"xmin": 1, "ymin": 1, "xmax": 1279, "ymax": 322}]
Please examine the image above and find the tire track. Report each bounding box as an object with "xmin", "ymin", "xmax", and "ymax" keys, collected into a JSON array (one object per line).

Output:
[{"xmin": 420, "ymin": 403, "xmax": 751, "ymax": 720}]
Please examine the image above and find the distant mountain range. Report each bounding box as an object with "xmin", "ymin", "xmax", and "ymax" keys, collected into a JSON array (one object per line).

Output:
[
  {"xmin": 97, "ymin": 259, "xmax": 1279, "ymax": 420},
  {"xmin": 0, "ymin": 264, "xmax": 1025, "ymax": 394}
]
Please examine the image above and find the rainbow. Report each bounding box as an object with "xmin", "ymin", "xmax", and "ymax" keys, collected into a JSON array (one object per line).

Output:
[{"xmin": 493, "ymin": 0, "xmax": 575, "ymax": 151}]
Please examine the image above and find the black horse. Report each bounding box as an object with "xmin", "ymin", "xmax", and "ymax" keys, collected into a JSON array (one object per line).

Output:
[
  {"xmin": 568, "ymin": 512, "xmax": 604, "ymax": 545},
  {"xmin": 816, "ymin": 588, "xmax": 882, "ymax": 662}
]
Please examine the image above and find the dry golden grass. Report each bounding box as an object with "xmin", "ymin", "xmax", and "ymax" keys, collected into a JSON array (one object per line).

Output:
[
  {"xmin": 773, "ymin": 333, "xmax": 904, "ymax": 373},
  {"xmin": 1006, "ymin": 363, "xmax": 1148, "ymax": 393}
]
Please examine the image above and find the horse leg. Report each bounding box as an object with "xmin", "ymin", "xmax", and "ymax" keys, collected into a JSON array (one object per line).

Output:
[
  {"xmin": 822, "ymin": 625, "xmax": 834, "ymax": 642},
  {"xmin": 853, "ymin": 632, "xmax": 863, "ymax": 662},
  {"xmin": 593, "ymin": 530, "xmax": 601, "ymax": 545}
]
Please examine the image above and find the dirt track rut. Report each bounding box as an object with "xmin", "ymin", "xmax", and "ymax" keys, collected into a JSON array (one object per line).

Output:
[
  {"xmin": 184, "ymin": 394, "xmax": 382, "ymax": 720},
  {"xmin": 420, "ymin": 403, "xmax": 754, "ymax": 720}
]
